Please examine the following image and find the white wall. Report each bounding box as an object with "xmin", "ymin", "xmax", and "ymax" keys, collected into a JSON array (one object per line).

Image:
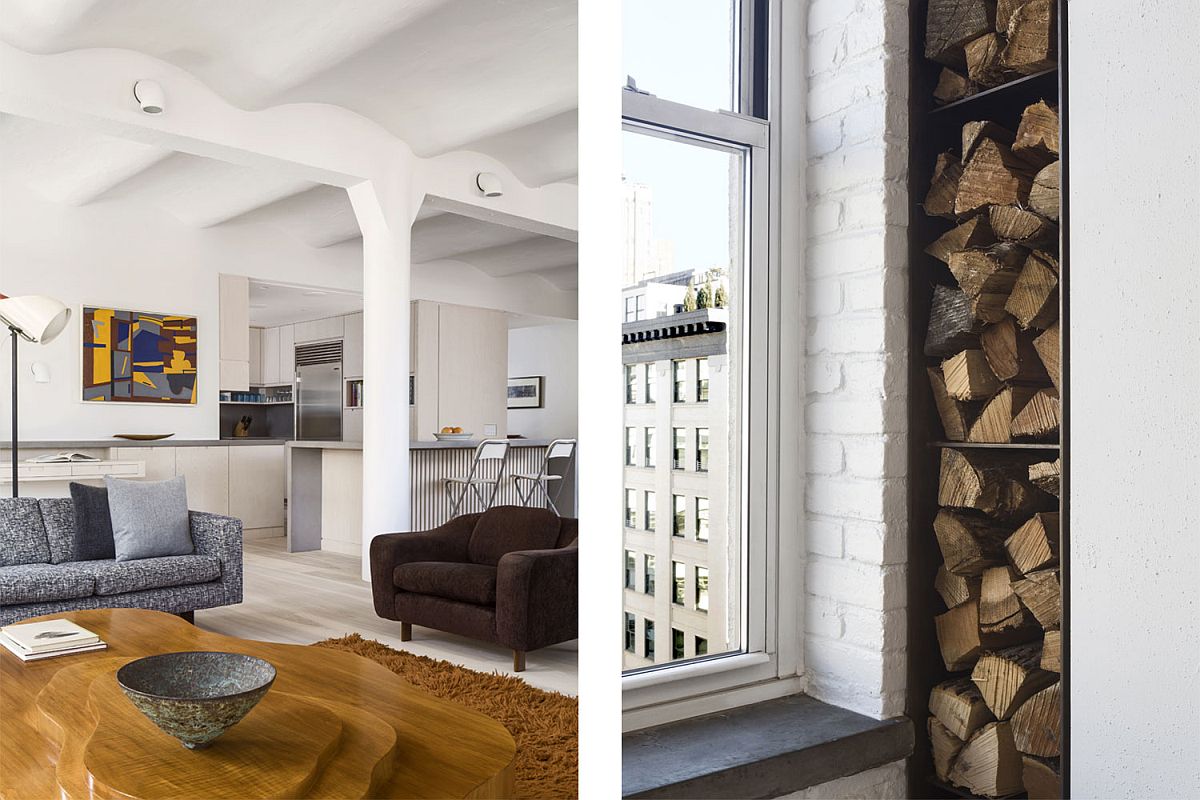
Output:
[
  {"xmin": 0, "ymin": 174, "xmax": 360, "ymax": 442},
  {"xmin": 507, "ymin": 322, "xmax": 578, "ymax": 440},
  {"xmin": 802, "ymin": 0, "xmax": 910, "ymax": 720},
  {"xmin": 1070, "ymin": 2, "xmax": 1200, "ymax": 796}
]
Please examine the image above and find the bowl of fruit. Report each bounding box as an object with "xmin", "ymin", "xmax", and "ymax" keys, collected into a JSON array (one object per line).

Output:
[{"xmin": 433, "ymin": 426, "xmax": 473, "ymax": 441}]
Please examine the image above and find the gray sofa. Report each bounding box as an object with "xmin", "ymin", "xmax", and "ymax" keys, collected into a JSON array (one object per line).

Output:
[{"xmin": 0, "ymin": 497, "xmax": 243, "ymax": 626}]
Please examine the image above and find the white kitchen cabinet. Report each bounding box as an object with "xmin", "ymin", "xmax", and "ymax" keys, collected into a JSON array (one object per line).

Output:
[
  {"xmin": 261, "ymin": 327, "xmax": 281, "ymax": 384},
  {"xmin": 248, "ymin": 328, "xmax": 263, "ymax": 385},
  {"xmin": 343, "ymin": 312, "xmax": 363, "ymax": 377},
  {"xmin": 279, "ymin": 325, "xmax": 295, "ymax": 382},
  {"xmin": 294, "ymin": 316, "xmax": 343, "ymax": 344},
  {"xmin": 218, "ymin": 275, "xmax": 250, "ymax": 391},
  {"xmin": 175, "ymin": 447, "xmax": 230, "ymax": 515},
  {"xmin": 113, "ymin": 447, "xmax": 176, "ymax": 481},
  {"xmin": 228, "ymin": 445, "xmax": 286, "ymax": 531}
]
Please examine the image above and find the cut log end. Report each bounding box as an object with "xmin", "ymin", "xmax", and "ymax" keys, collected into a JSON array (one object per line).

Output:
[{"xmin": 948, "ymin": 721, "xmax": 1025, "ymax": 797}]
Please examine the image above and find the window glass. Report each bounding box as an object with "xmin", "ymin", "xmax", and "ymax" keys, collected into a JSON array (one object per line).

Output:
[
  {"xmin": 625, "ymin": 488, "xmax": 638, "ymax": 528},
  {"xmin": 697, "ymin": 357, "xmax": 709, "ymax": 402},
  {"xmin": 645, "ymin": 427, "xmax": 656, "ymax": 468},
  {"xmin": 672, "ymin": 561, "xmax": 685, "ymax": 605},
  {"xmin": 625, "ymin": 550, "xmax": 636, "ymax": 589},
  {"xmin": 696, "ymin": 497, "xmax": 709, "ymax": 541},
  {"xmin": 672, "ymin": 427, "xmax": 686, "ymax": 470},
  {"xmin": 625, "ymin": 296, "xmax": 637, "ymax": 323},
  {"xmin": 672, "ymin": 494, "xmax": 686, "ymax": 537},
  {"xmin": 645, "ymin": 491, "xmax": 656, "ymax": 531},
  {"xmin": 695, "ymin": 636, "xmax": 708, "ymax": 656},
  {"xmin": 625, "ymin": 427, "xmax": 636, "ymax": 466},
  {"xmin": 623, "ymin": 0, "xmax": 739, "ymax": 112},
  {"xmin": 646, "ymin": 364, "xmax": 657, "ymax": 403},
  {"xmin": 626, "ymin": 365, "xmax": 639, "ymax": 403},
  {"xmin": 645, "ymin": 619, "xmax": 656, "ymax": 659},
  {"xmin": 645, "ymin": 555, "xmax": 656, "ymax": 595},
  {"xmin": 673, "ymin": 360, "xmax": 686, "ymax": 402},
  {"xmin": 626, "ymin": 613, "xmax": 637, "ymax": 651},
  {"xmin": 672, "ymin": 628, "xmax": 685, "ymax": 660},
  {"xmin": 696, "ymin": 566, "xmax": 709, "ymax": 612},
  {"xmin": 696, "ymin": 428, "xmax": 710, "ymax": 472}
]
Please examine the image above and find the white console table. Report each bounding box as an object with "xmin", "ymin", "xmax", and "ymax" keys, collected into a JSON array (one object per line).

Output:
[{"xmin": 0, "ymin": 461, "xmax": 145, "ymax": 483}]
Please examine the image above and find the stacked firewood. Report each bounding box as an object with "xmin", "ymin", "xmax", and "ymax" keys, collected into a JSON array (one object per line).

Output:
[
  {"xmin": 926, "ymin": 0, "xmax": 1057, "ymax": 104},
  {"xmin": 922, "ymin": 100, "xmax": 1063, "ymax": 800}
]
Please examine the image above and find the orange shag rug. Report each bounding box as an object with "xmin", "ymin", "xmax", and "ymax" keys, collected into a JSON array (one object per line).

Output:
[{"xmin": 314, "ymin": 634, "xmax": 577, "ymax": 799}]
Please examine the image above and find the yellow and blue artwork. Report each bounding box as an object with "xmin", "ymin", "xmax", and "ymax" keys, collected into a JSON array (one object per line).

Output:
[{"xmin": 82, "ymin": 307, "xmax": 198, "ymax": 404}]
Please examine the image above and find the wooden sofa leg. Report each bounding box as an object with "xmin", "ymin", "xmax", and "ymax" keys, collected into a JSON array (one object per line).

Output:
[
  {"xmin": 513, "ymin": 650, "xmax": 525, "ymax": 672},
  {"xmin": 178, "ymin": 611, "xmax": 195, "ymax": 624},
  {"xmin": 400, "ymin": 622, "xmax": 412, "ymax": 642}
]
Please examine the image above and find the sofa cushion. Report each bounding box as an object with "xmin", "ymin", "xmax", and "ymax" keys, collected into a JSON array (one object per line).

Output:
[
  {"xmin": 69, "ymin": 483, "xmax": 116, "ymax": 561},
  {"xmin": 65, "ymin": 555, "xmax": 221, "ymax": 596},
  {"xmin": 106, "ymin": 476, "xmax": 193, "ymax": 562},
  {"xmin": 466, "ymin": 506, "xmax": 563, "ymax": 566},
  {"xmin": 0, "ymin": 498, "xmax": 52, "ymax": 566},
  {"xmin": 38, "ymin": 499, "xmax": 77, "ymax": 564},
  {"xmin": 0, "ymin": 563, "xmax": 95, "ymax": 605},
  {"xmin": 394, "ymin": 562, "xmax": 498, "ymax": 606}
]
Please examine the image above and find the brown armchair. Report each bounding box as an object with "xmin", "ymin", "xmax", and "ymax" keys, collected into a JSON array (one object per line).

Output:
[{"xmin": 369, "ymin": 506, "xmax": 578, "ymax": 671}]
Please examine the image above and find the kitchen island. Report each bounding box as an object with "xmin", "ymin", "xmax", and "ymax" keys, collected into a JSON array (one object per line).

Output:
[{"xmin": 286, "ymin": 439, "xmax": 575, "ymax": 556}]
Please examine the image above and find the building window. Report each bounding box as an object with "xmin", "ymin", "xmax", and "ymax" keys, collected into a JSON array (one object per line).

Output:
[
  {"xmin": 644, "ymin": 620, "xmax": 655, "ymax": 659},
  {"xmin": 625, "ymin": 296, "xmax": 637, "ymax": 323},
  {"xmin": 696, "ymin": 497, "xmax": 709, "ymax": 541},
  {"xmin": 637, "ymin": 294, "xmax": 648, "ymax": 320},
  {"xmin": 625, "ymin": 488, "xmax": 637, "ymax": 529},
  {"xmin": 645, "ymin": 491, "xmax": 656, "ymax": 531},
  {"xmin": 645, "ymin": 364, "xmax": 657, "ymax": 403},
  {"xmin": 673, "ymin": 628, "xmax": 685, "ymax": 660},
  {"xmin": 672, "ymin": 360, "xmax": 686, "ymax": 402},
  {"xmin": 695, "ymin": 428, "xmax": 709, "ymax": 472},
  {"xmin": 696, "ymin": 357, "xmax": 709, "ymax": 402},
  {"xmin": 625, "ymin": 364, "xmax": 639, "ymax": 404},
  {"xmin": 644, "ymin": 555, "xmax": 656, "ymax": 595},
  {"xmin": 672, "ymin": 495, "xmax": 686, "ymax": 537},
  {"xmin": 695, "ymin": 566, "xmax": 709, "ymax": 612},
  {"xmin": 695, "ymin": 636, "xmax": 708, "ymax": 657},
  {"xmin": 625, "ymin": 550, "xmax": 636, "ymax": 590},
  {"xmin": 672, "ymin": 561, "xmax": 685, "ymax": 605},
  {"xmin": 645, "ymin": 427, "xmax": 656, "ymax": 468},
  {"xmin": 672, "ymin": 427, "xmax": 686, "ymax": 470},
  {"xmin": 625, "ymin": 427, "xmax": 637, "ymax": 466},
  {"xmin": 625, "ymin": 613, "xmax": 636, "ymax": 652}
]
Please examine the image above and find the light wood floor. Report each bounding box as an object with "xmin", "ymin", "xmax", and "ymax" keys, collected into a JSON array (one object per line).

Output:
[{"xmin": 197, "ymin": 538, "xmax": 578, "ymax": 696}]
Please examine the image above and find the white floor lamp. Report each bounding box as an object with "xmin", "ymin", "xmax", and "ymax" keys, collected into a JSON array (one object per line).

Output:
[{"xmin": 0, "ymin": 295, "xmax": 71, "ymax": 498}]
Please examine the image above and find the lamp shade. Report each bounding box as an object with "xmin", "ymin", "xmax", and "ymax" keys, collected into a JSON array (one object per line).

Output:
[{"xmin": 0, "ymin": 295, "xmax": 71, "ymax": 344}]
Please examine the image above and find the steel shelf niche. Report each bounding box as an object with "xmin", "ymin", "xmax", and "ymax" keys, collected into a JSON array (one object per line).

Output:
[{"xmin": 905, "ymin": 1, "xmax": 1068, "ymax": 798}]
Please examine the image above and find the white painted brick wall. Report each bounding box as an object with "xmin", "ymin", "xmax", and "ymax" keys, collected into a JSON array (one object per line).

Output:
[
  {"xmin": 775, "ymin": 759, "xmax": 907, "ymax": 800},
  {"xmin": 801, "ymin": 0, "xmax": 909, "ymax": 728}
]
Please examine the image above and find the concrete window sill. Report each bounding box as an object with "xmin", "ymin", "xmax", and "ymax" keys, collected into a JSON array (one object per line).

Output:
[{"xmin": 622, "ymin": 694, "xmax": 914, "ymax": 799}]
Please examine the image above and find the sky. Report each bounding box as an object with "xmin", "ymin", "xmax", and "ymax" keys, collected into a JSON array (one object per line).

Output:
[{"xmin": 623, "ymin": 0, "xmax": 739, "ymax": 275}]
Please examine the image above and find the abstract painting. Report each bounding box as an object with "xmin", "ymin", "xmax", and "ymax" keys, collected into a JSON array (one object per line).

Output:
[{"xmin": 82, "ymin": 307, "xmax": 198, "ymax": 404}]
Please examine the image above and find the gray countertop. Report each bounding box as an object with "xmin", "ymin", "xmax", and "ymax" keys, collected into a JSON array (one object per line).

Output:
[
  {"xmin": 2, "ymin": 438, "xmax": 290, "ymax": 449},
  {"xmin": 287, "ymin": 438, "xmax": 563, "ymax": 451}
]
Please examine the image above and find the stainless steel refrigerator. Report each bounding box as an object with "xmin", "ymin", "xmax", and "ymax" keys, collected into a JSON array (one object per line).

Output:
[{"xmin": 295, "ymin": 361, "xmax": 342, "ymax": 441}]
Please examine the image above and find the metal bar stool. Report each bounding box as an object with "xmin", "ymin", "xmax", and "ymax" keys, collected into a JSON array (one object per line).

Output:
[
  {"xmin": 444, "ymin": 439, "xmax": 510, "ymax": 518},
  {"xmin": 511, "ymin": 438, "xmax": 576, "ymax": 516}
]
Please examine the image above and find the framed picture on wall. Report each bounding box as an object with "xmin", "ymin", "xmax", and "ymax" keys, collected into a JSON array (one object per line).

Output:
[
  {"xmin": 507, "ymin": 376, "xmax": 543, "ymax": 409},
  {"xmin": 82, "ymin": 306, "xmax": 198, "ymax": 404}
]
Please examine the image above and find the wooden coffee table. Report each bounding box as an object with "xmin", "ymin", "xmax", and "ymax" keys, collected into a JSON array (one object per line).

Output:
[{"xmin": 0, "ymin": 608, "xmax": 516, "ymax": 798}]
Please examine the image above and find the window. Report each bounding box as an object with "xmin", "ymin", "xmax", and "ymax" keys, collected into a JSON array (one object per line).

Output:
[
  {"xmin": 697, "ymin": 357, "xmax": 709, "ymax": 402},
  {"xmin": 644, "ymin": 555, "xmax": 656, "ymax": 595},
  {"xmin": 625, "ymin": 365, "xmax": 639, "ymax": 404},
  {"xmin": 625, "ymin": 550, "xmax": 636, "ymax": 590},
  {"xmin": 625, "ymin": 296, "xmax": 637, "ymax": 323},
  {"xmin": 672, "ymin": 360, "xmax": 686, "ymax": 402},
  {"xmin": 672, "ymin": 427, "xmax": 686, "ymax": 470},
  {"xmin": 645, "ymin": 427, "xmax": 656, "ymax": 468},
  {"xmin": 625, "ymin": 488, "xmax": 637, "ymax": 529},
  {"xmin": 672, "ymin": 561, "xmax": 685, "ymax": 605},
  {"xmin": 625, "ymin": 427, "xmax": 637, "ymax": 466},
  {"xmin": 645, "ymin": 364, "xmax": 657, "ymax": 403},
  {"xmin": 644, "ymin": 620, "xmax": 655, "ymax": 659},
  {"xmin": 638, "ymin": 294, "xmax": 648, "ymax": 320},
  {"xmin": 672, "ymin": 494, "xmax": 686, "ymax": 537},
  {"xmin": 645, "ymin": 491, "xmax": 656, "ymax": 531},
  {"xmin": 673, "ymin": 628, "xmax": 685, "ymax": 660},
  {"xmin": 626, "ymin": 613, "xmax": 637, "ymax": 652},
  {"xmin": 696, "ymin": 497, "xmax": 709, "ymax": 541},
  {"xmin": 695, "ymin": 636, "xmax": 708, "ymax": 656},
  {"xmin": 696, "ymin": 428, "xmax": 709, "ymax": 472},
  {"xmin": 695, "ymin": 566, "xmax": 709, "ymax": 612},
  {"xmin": 624, "ymin": 0, "xmax": 740, "ymax": 113}
]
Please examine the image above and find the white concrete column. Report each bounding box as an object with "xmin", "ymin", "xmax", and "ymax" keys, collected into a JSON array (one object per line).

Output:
[{"xmin": 348, "ymin": 181, "xmax": 412, "ymax": 581}]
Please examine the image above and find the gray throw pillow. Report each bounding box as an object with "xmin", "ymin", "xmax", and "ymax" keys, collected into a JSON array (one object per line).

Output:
[{"xmin": 105, "ymin": 476, "xmax": 193, "ymax": 562}]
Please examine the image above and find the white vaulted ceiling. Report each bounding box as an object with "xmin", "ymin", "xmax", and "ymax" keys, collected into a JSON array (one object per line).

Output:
[{"xmin": 0, "ymin": 0, "xmax": 577, "ymax": 290}]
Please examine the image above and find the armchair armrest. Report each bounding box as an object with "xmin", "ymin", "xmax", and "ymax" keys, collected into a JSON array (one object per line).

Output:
[
  {"xmin": 496, "ymin": 545, "xmax": 578, "ymax": 652},
  {"xmin": 189, "ymin": 511, "xmax": 243, "ymax": 605},
  {"xmin": 369, "ymin": 513, "xmax": 481, "ymax": 618}
]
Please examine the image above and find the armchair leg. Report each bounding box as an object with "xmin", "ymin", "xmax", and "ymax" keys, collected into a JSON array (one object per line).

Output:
[
  {"xmin": 513, "ymin": 650, "xmax": 526, "ymax": 672},
  {"xmin": 400, "ymin": 622, "xmax": 412, "ymax": 642}
]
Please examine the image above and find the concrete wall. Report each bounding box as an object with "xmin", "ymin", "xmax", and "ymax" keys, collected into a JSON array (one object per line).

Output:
[
  {"xmin": 1069, "ymin": 2, "xmax": 1200, "ymax": 796},
  {"xmin": 801, "ymin": 0, "xmax": 910, "ymax": 720},
  {"xmin": 776, "ymin": 759, "xmax": 905, "ymax": 799},
  {"xmin": 506, "ymin": 322, "xmax": 579, "ymax": 440}
]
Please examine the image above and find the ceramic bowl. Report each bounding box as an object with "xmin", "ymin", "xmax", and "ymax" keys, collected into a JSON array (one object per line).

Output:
[
  {"xmin": 116, "ymin": 651, "xmax": 276, "ymax": 749},
  {"xmin": 433, "ymin": 432, "xmax": 474, "ymax": 440}
]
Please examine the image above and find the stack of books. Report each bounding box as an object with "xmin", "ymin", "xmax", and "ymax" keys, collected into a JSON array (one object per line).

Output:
[{"xmin": 0, "ymin": 619, "xmax": 108, "ymax": 661}]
